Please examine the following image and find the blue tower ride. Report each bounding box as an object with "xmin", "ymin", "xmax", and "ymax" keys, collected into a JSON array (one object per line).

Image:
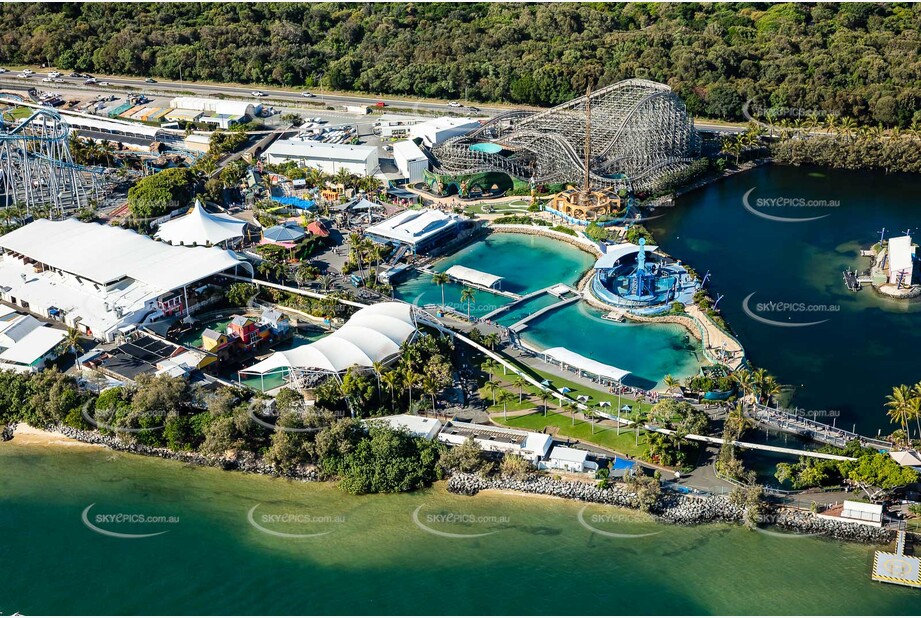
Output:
[{"xmin": 627, "ymin": 238, "xmax": 657, "ymax": 298}]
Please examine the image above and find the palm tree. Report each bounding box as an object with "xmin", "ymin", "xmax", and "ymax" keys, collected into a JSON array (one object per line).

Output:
[
  {"xmin": 663, "ymin": 374, "xmax": 679, "ymax": 390},
  {"xmin": 497, "ymin": 390, "xmax": 514, "ymax": 421},
  {"xmin": 482, "ymin": 332, "xmax": 500, "ymax": 351},
  {"xmin": 58, "ymin": 326, "xmax": 84, "ymax": 360},
  {"xmin": 403, "ymin": 368, "xmax": 420, "ymax": 409},
  {"xmin": 485, "ymin": 380, "xmax": 501, "ymax": 406},
  {"xmin": 460, "ymin": 286, "xmax": 476, "ymax": 320},
  {"xmin": 431, "ymin": 271, "xmax": 450, "ymax": 309},
  {"xmin": 512, "ymin": 375, "xmax": 527, "ymax": 403},
  {"xmin": 585, "ymin": 408, "xmax": 598, "ymax": 434},
  {"xmin": 731, "ymin": 369, "xmax": 755, "ymax": 400},
  {"xmin": 318, "ymin": 274, "xmax": 334, "ymax": 293},
  {"xmin": 422, "ymin": 373, "xmax": 441, "ymax": 415},
  {"xmin": 372, "ymin": 361, "xmax": 386, "ymax": 398},
  {"xmin": 885, "ymin": 385, "xmax": 914, "ymax": 438},
  {"xmin": 540, "ymin": 390, "xmax": 549, "ymax": 417},
  {"xmin": 911, "ymin": 381, "xmax": 921, "ymax": 440},
  {"xmin": 381, "ymin": 370, "xmax": 401, "ymax": 411},
  {"xmin": 347, "ymin": 232, "xmax": 365, "ymax": 280},
  {"xmin": 480, "ymin": 359, "xmax": 497, "ymax": 380},
  {"xmin": 762, "ymin": 376, "xmax": 781, "ymax": 407},
  {"xmin": 838, "ymin": 116, "xmax": 857, "ymax": 140}
]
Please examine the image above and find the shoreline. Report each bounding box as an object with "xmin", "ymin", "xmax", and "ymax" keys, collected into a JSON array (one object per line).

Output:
[{"xmin": 3, "ymin": 423, "xmax": 894, "ymax": 546}]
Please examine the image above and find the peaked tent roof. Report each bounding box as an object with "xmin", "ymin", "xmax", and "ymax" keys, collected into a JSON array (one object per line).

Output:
[
  {"xmin": 240, "ymin": 302, "xmax": 416, "ymax": 375},
  {"xmin": 155, "ymin": 200, "xmax": 247, "ymax": 247},
  {"xmin": 263, "ymin": 223, "xmax": 306, "ymax": 243}
]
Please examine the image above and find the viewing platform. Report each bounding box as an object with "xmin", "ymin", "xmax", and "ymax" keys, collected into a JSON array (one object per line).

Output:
[{"xmin": 508, "ymin": 295, "xmax": 581, "ymax": 332}]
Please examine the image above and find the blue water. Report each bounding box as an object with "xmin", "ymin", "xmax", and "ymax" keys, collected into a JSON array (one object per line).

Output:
[{"xmin": 520, "ymin": 302, "xmax": 704, "ymax": 389}]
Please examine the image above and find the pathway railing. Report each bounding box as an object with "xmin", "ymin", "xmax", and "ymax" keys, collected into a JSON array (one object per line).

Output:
[{"xmin": 748, "ymin": 403, "xmax": 893, "ymax": 451}]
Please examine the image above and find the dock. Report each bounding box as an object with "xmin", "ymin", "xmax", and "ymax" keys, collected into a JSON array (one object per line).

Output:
[
  {"xmin": 508, "ymin": 295, "xmax": 581, "ymax": 332},
  {"xmin": 747, "ymin": 403, "xmax": 893, "ymax": 451},
  {"xmin": 843, "ymin": 270, "xmax": 861, "ymax": 291},
  {"xmin": 872, "ymin": 522, "xmax": 921, "ymax": 589},
  {"xmin": 479, "ymin": 284, "xmax": 576, "ymax": 321}
]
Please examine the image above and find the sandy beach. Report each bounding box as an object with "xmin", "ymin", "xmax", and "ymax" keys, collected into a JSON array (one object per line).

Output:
[{"xmin": 5, "ymin": 423, "xmax": 105, "ymax": 449}]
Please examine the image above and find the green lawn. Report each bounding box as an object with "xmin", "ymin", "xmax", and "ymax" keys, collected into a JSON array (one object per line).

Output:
[
  {"xmin": 478, "ymin": 385, "xmax": 539, "ymax": 413},
  {"xmin": 496, "ymin": 410, "xmax": 650, "ymax": 458}
]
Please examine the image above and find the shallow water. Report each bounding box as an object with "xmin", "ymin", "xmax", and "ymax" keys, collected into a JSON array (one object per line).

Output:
[{"xmin": 0, "ymin": 443, "xmax": 913, "ymax": 615}]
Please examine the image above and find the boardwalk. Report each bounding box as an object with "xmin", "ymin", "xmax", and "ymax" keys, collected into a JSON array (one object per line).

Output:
[
  {"xmin": 747, "ymin": 403, "xmax": 893, "ymax": 451},
  {"xmin": 508, "ymin": 296, "xmax": 580, "ymax": 332}
]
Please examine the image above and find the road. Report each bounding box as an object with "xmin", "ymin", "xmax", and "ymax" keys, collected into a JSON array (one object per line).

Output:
[{"xmin": 0, "ymin": 67, "xmax": 748, "ymax": 133}]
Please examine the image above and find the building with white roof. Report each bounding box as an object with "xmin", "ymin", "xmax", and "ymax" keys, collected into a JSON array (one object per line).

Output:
[
  {"xmin": 392, "ymin": 140, "xmax": 429, "ymax": 183},
  {"xmin": 444, "ymin": 265, "xmax": 504, "ymax": 289},
  {"xmin": 263, "ymin": 138, "xmax": 379, "ymax": 176},
  {"xmin": 0, "ymin": 307, "xmax": 65, "ymax": 373},
  {"xmin": 410, "ymin": 117, "xmax": 482, "ymax": 147},
  {"xmin": 364, "ymin": 208, "xmax": 465, "ymax": 254},
  {"xmin": 366, "ymin": 414, "xmax": 442, "ymax": 440},
  {"xmin": 888, "ymin": 235, "xmax": 915, "ymax": 286},
  {"xmin": 155, "ymin": 200, "xmax": 248, "ymax": 248},
  {"xmin": 0, "ymin": 219, "xmax": 254, "ymax": 342},
  {"xmin": 547, "ymin": 446, "xmax": 596, "ymax": 473},
  {"xmin": 239, "ymin": 303, "xmax": 417, "ymax": 385},
  {"xmin": 169, "ymin": 97, "xmax": 259, "ymax": 119},
  {"xmin": 437, "ymin": 420, "xmax": 553, "ymax": 464},
  {"xmin": 374, "ymin": 114, "xmax": 427, "ymax": 139}
]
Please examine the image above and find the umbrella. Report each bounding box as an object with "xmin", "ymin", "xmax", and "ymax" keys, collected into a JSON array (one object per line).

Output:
[
  {"xmin": 599, "ymin": 401, "xmax": 612, "ymax": 408},
  {"xmin": 576, "ymin": 395, "xmax": 590, "ymax": 403},
  {"xmin": 620, "ymin": 404, "xmax": 633, "ymax": 412},
  {"xmin": 540, "ymin": 379, "xmax": 552, "ymax": 387},
  {"xmin": 560, "ymin": 387, "xmax": 572, "ymax": 394}
]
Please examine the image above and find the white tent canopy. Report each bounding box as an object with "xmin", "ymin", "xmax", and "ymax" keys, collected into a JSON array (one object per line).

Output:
[
  {"xmin": 241, "ymin": 302, "xmax": 417, "ymax": 376},
  {"xmin": 543, "ymin": 347, "xmax": 631, "ymax": 382},
  {"xmin": 155, "ymin": 200, "xmax": 247, "ymax": 247},
  {"xmin": 445, "ymin": 265, "xmax": 504, "ymax": 289}
]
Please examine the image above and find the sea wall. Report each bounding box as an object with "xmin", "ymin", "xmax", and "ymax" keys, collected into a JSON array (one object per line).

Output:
[{"xmin": 447, "ymin": 473, "xmax": 892, "ymax": 543}]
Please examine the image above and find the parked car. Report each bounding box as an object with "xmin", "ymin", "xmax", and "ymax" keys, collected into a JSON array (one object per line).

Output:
[
  {"xmin": 84, "ymin": 78, "xmax": 97, "ymax": 84},
  {"xmin": 301, "ymin": 92, "xmax": 315, "ymax": 98},
  {"xmin": 52, "ymin": 78, "xmax": 64, "ymax": 83},
  {"xmin": 145, "ymin": 77, "xmax": 156, "ymax": 83},
  {"xmin": 17, "ymin": 73, "xmax": 30, "ymax": 79},
  {"xmin": 447, "ymin": 101, "xmax": 461, "ymax": 107},
  {"xmin": 0, "ymin": 68, "xmax": 8, "ymax": 73},
  {"xmin": 41, "ymin": 77, "xmax": 53, "ymax": 82},
  {"xmin": 251, "ymin": 90, "xmax": 266, "ymax": 97},
  {"xmin": 48, "ymin": 71, "xmax": 61, "ymax": 78},
  {"xmin": 98, "ymin": 81, "xmax": 110, "ymax": 86},
  {"xmin": 22, "ymin": 69, "xmax": 34, "ymax": 75},
  {"xmin": 68, "ymin": 72, "xmax": 82, "ymax": 78}
]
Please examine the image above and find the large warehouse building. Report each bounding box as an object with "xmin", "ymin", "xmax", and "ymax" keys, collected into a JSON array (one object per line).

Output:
[
  {"xmin": 392, "ymin": 140, "xmax": 429, "ymax": 183},
  {"xmin": 364, "ymin": 209, "xmax": 464, "ymax": 254},
  {"xmin": 0, "ymin": 219, "xmax": 254, "ymax": 342},
  {"xmin": 410, "ymin": 117, "xmax": 482, "ymax": 147},
  {"xmin": 263, "ymin": 139, "xmax": 379, "ymax": 176}
]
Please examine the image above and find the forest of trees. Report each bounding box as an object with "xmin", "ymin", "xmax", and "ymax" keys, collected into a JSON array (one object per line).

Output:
[{"xmin": 1, "ymin": 3, "xmax": 919, "ymax": 126}]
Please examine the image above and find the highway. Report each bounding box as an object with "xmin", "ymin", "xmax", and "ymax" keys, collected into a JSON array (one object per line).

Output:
[{"xmin": 0, "ymin": 67, "xmax": 748, "ymax": 133}]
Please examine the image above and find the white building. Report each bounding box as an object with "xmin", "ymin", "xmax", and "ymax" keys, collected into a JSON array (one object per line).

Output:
[
  {"xmin": 547, "ymin": 446, "xmax": 596, "ymax": 473},
  {"xmin": 0, "ymin": 219, "xmax": 254, "ymax": 342},
  {"xmin": 0, "ymin": 307, "xmax": 65, "ymax": 373},
  {"xmin": 410, "ymin": 117, "xmax": 482, "ymax": 147},
  {"xmin": 169, "ymin": 97, "xmax": 259, "ymax": 119},
  {"xmin": 155, "ymin": 200, "xmax": 248, "ymax": 248},
  {"xmin": 364, "ymin": 209, "xmax": 464, "ymax": 253},
  {"xmin": 888, "ymin": 235, "xmax": 915, "ymax": 286},
  {"xmin": 392, "ymin": 140, "xmax": 429, "ymax": 183},
  {"xmin": 437, "ymin": 420, "xmax": 552, "ymax": 464},
  {"xmin": 263, "ymin": 139, "xmax": 379, "ymax": 176},
  {"xmin": 374, "ymin": 114, "xmax": 427, "ymax": 139},
  {"xmin": 366, "ymin": 414, "xmax": 442, "ymax": 440}
]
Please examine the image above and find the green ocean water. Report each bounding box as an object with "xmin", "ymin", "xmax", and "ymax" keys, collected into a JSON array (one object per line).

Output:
[{"xmin": 1, "ymin": 442, "xmax": 916, "ymax": 615}]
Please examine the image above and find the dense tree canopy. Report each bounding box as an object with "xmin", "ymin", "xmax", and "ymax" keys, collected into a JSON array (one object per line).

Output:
[{"xmin": 2, "ymin": 3, "xmax": 920, "ymax": 126}]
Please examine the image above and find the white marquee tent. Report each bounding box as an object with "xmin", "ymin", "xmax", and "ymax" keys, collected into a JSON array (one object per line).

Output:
[
  {"xmin": 543, "ymin": 347, "xmax": 631, "ymax": 382},
  {"xmin": 240, "ymin": 302, "xmax": 417, "ymax": 378},
  {"xmin": 155, "ymin": 200, "xmax": 248, "ymax": 247}
]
